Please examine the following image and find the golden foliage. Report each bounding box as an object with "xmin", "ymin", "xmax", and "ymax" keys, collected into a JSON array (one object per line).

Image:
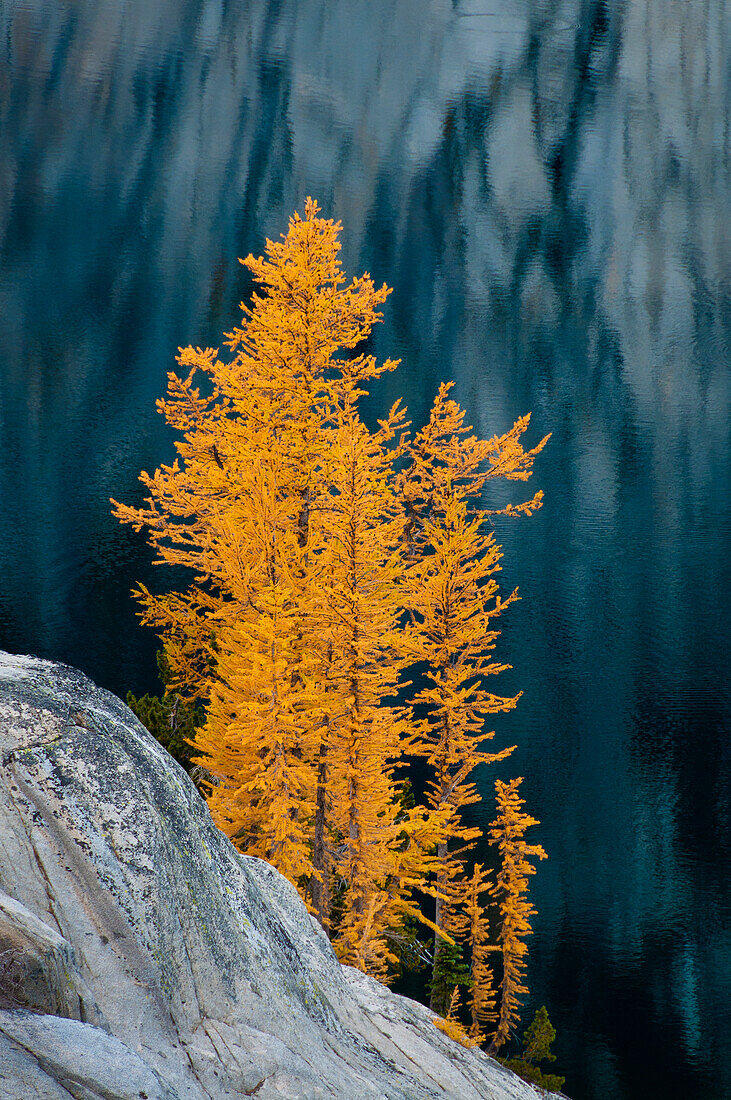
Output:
[
  {"xmin": 400, "ymin": 383, "xmax": 547, "ymax": 1005},
  {"xmin": 320, "ymin": 399, "xmax": 441, "ymax": 975},
  {"xmin": 112, "ymin": 199, "xmax": 549, "ymax": 1001},
  {"xmin": 451, "ymin": 862, "xmax": 497, "ymax": 1042},
  {"xmin": 488, "ymin": 778, "xmax": 547, "ymax": 1052},
  {"xmin": 432, "ymin": 985, "xmax": 478, "ymax": 1048}
]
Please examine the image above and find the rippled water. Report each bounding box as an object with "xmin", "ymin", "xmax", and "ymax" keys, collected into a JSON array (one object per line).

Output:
[{"xmin": 1, "ymin": 3, "xmax": 728, "ymax": 1098}]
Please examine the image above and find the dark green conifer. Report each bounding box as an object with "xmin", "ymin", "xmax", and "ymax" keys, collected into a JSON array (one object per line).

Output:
[
  {"xmin": 501, "ymin": 1005, "xmax": 565, "ymax": 1093},
  {"xmin": 127, "ymin": 650, "xmax": 204, "ymax": 775}
]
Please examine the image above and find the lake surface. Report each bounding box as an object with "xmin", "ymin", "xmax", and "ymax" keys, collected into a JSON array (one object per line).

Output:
[{"xmin": 1, "ymin": 2, "xmax": 728, "ymax": 1097}]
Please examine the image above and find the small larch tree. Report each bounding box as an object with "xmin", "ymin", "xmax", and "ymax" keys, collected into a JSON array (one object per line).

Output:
[
  {"xmin": 461, "ymin": 862, "xmax": 498, "ymax": 1042},
  {"xmin": 488, "ymin": 777, "xmax": 547, "ymax": 1052}
]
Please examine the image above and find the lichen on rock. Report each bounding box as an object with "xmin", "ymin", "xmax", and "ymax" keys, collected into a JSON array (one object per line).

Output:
[{"xmin": 0, "ymin": 651, "xmax": 561, "ymax": 1099}]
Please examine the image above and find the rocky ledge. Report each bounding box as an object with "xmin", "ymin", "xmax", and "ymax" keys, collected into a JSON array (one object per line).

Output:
[{"xmin": 0, "ymin": 651, "xmax": 559, "ymax": 1099}]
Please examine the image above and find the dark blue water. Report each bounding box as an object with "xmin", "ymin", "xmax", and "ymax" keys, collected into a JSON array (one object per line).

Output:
[{"xmin": 1, "ymin": 3, "xmax": 728, "ymax": 1097}]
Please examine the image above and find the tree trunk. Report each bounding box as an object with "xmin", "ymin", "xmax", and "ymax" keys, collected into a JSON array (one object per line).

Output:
[
  {"xmin": 311, "ymin": 743, "xmax": 330, "ymax": 929},
  {"xmin": 429, "ymin": 840, "xmax": 450, "ymax": 1014}
]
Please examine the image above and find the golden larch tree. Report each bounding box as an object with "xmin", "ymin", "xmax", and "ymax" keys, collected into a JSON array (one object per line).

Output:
[
  {"xmin": 488, "ymin": 777, "xmax": 547, "ymax": 1052},
  {"xmin": 320, "ymin": 399, "xmax": 408, "ymax": 972},
  {"xmin": 401, "ymin": 383, "xmax": 548, "ymax": 1011},
  {"xmin": 318, "ymin": 372, "xmax": 447, "ymax": 975},
  {"xmin": 112, "ymin": 200, "xmax": 550, "ymax": 998},
  {"xmin": 432, "ymin": 984, "xmax": 477, "ymax": 1048},
  {"xmin": 452, "ymin": 862, "xmax": 497, "ymax": 1043},
  {"xmin": 112, "ymin": 200, "xmax": 397, "ymax": 893}
]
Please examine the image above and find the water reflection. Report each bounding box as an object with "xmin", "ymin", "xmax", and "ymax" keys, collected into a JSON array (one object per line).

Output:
[{"xmin": 1, "ymin": 2, "xmax": 728, "ymax": 1098}]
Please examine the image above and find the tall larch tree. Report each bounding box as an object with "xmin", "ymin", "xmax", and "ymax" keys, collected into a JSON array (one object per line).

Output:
[
  {"xmin": 317, "ymin": 352, "xmax": 447, "ymax": 975},
  {"xmin": 488, "ymin": 777, "xmax": 547, "ymax": 1053},
  {"xmin": 401, "ymin": 383, "xmax": 548, "ymax": 1013},
  {"xmin": 323, "ymin": 408, "xmax": 407, "ymax": 972},
  {"xmin": 112, "ymin": 200, "xmax": 398, "ymax": 894}
]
